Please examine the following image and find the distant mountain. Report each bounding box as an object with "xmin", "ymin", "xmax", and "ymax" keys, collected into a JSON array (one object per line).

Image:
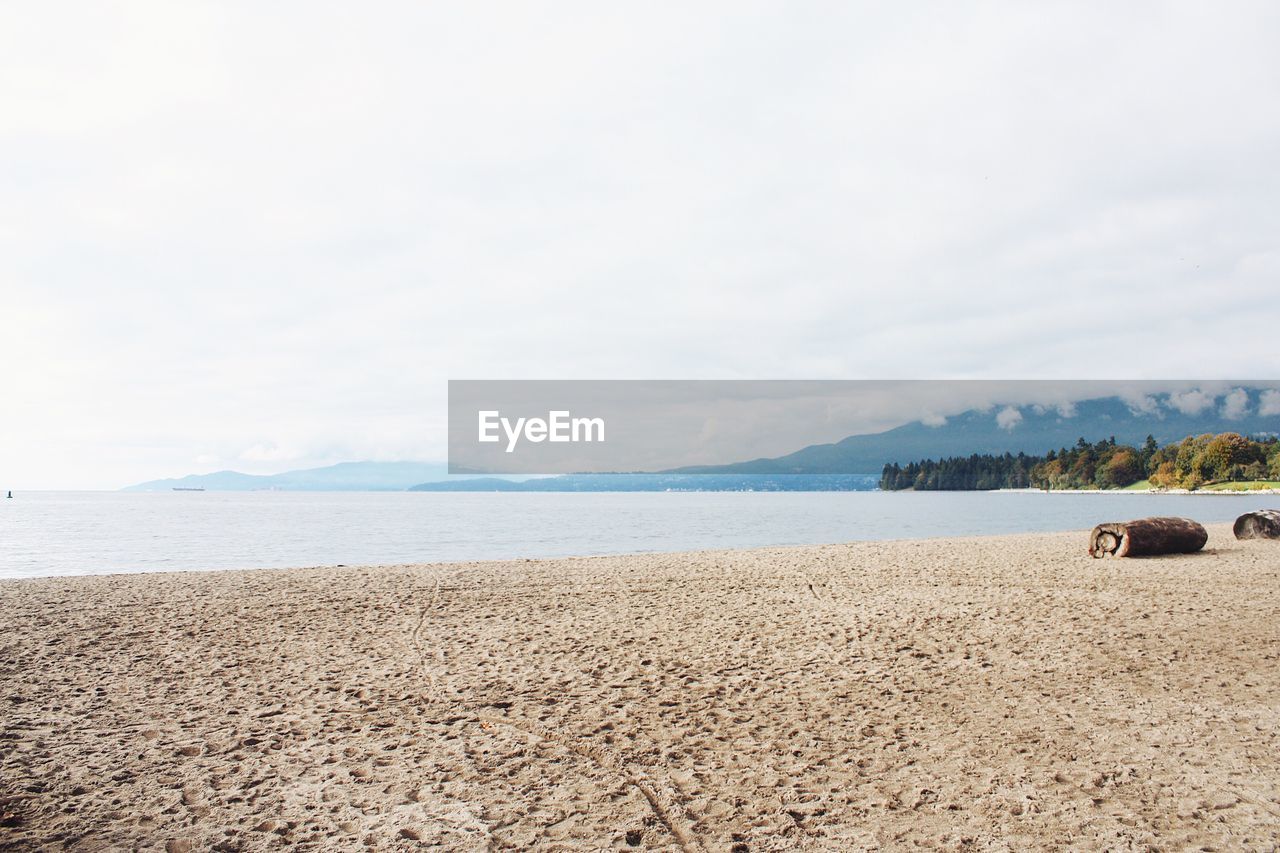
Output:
[
  {"xmin": 666, "ymin": 388, "xmax": 1280, "ymax": 475},
  {"xmin": 409, "ymin": 473, "xmax": 879, "ymax": 492},
  {"xmin": 125, "ymin": 461, "xmax": 457, "ymax": 492},
  {"xmin": 134, "ymin": 388, "xmax": 1280, "ymax": 493}
]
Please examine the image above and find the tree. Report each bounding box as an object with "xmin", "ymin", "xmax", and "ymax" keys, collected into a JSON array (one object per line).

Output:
[
  {"xmin": 1174, "ymin": 434, "xmax": 1214, "ymax": 485},
  {"xmin": 1140, "ymin": 434, "xmax": 1159, "ymax": 469},
  {"xmin": 1100, "ymin": 448, "xmax": 1143, "ymax": 488},
  {"xmin": 882, "ymin": 432, "xmax": 1273, "ymax": 492},
  {"xmin": 1069, "ymin": 450, "xmax": 1097, "ymax": 487},
  {"xmin": 1150, "ymin": 460, "xmax": 1178, "ymax": 489},
  {"xmin": 1202, "ymin": 433, "xmax": 1265, "ymax": 481}
]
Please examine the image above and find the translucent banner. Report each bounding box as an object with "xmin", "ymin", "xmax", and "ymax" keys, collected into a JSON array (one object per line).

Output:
[{"xmin": 447, "ymin": 380, "xmax": 1280, "ymax": 475}]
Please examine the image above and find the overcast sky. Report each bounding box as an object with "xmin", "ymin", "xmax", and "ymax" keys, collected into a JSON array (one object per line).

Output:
[{"xmin": 3, "ymin": 2, "xmax": 1279, "ymax": 488}]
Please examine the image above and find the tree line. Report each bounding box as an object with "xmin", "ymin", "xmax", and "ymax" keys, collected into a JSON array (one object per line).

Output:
[{"xmin": 880, "ymin": 433, "xmax": 1280, "ymax": 491}]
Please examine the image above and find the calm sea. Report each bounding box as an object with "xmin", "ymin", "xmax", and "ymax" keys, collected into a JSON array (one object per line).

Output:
[{"xmin": 0, "ymin": 490, "xmax": 1267, "ymax": 579}]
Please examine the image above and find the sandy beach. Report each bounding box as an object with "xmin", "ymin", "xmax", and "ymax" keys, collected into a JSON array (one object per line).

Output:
[{"xmin": 2, "ymin": 524, "xmax": 1279, "ymax": 851}]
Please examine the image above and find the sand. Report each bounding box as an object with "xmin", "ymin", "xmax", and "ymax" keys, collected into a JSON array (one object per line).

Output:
[{"xmin": 2, "ymin": 524, "xmax": 1279, "ymax": 851}]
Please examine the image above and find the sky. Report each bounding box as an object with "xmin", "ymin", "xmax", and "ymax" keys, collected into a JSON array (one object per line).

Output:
[{"xmin": 2, "ymin": 2, "xmax": 1279, "ymax": 488}]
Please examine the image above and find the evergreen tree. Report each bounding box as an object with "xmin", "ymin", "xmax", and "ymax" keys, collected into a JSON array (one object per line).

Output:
[{"xmin": 879, "ymin": 432, "xmax": 1275, "ymax": 491}]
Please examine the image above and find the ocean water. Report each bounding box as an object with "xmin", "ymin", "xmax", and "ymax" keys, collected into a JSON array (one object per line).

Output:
[{"xmin": 0, "ymin": 490, "xmax": 1269, "ymax": 579}]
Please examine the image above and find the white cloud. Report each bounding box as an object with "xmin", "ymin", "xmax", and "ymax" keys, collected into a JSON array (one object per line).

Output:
[
  {"xmin": 1030, "ymin": 401, "xmax": 1075, "ymax": 417},
  {"xmin": 1123, "ymin": 394, "xmax": 1162, "ymax": 416},
  {"xmin": 1221, "ymin": 388, "xmax": 1251, "ymax": 420},
  {"xmin": 920, "ymin": 412, "xmax": 947, "ymax": 427},
  {"xmin": 996, "ymin": 406, "xmax": 1024, "ymax": 430},
  {"xmin": 2, "ymin": 3, "xmax": 1280, "ymax": 486},
  {"xmin": 1260, "ymin": 390, "xmax": 1280, "ymax": 417},
  {"xmin": 1167, "ymin": 389, "xmax": 1216, "ymax": 415}
]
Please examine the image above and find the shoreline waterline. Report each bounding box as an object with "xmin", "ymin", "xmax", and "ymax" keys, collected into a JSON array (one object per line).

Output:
[
  {"xmin": 0, "ymin": 516, "xmax": 1261, "ymax": 586},
  {"xmin": 3, "ymin": 490, "xmax": 1273, "ymax": 580},
  {"xmin": 992, "ymin": 487, "xmax": 1280, "ymax": 495}
]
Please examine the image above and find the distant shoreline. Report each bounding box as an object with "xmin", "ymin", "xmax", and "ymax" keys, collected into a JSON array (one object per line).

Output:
[{"xmin": 993, "ymin": 487, "xmax": 1280, "ymax": 496}]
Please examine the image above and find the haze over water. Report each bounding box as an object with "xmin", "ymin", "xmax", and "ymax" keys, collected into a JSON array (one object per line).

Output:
[{"xmin": 0, "ymin": 490, "xmax": 1264, "ymax": 579}]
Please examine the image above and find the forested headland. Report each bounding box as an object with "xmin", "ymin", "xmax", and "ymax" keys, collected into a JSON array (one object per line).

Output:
[{"xmin": 880, "ymin": 433, "xmax": 1280, "ymax": 491}]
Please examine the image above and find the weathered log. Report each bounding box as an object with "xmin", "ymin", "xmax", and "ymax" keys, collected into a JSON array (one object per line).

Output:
[
  {"xmin": 1234, "ymin": 510, "xmax": 1280, "ymax": 540},
  {"xmin": 1088, "ymin": 516, "xmax": 1208, "ymax": 558}
]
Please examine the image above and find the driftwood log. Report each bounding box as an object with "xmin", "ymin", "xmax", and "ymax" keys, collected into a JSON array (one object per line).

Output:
[
  {"xmin": 1234, "ymin": 510, "xmax": 1280, "ymax": 540},
  {"xmin": 1088, "ymin": 516, "xmax": 1208, "ymax": 558}
]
